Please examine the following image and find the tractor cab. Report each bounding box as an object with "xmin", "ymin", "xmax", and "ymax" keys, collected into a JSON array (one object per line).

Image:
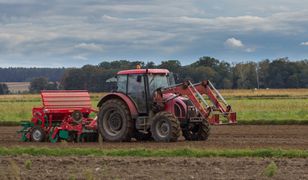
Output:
[{"xmin": 116, "ymin": 69, "xmax": 172, "ymax": 114}]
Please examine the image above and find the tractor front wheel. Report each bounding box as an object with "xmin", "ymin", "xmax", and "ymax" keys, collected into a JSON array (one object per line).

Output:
[
  {"xmin": 31, "ymin": 126, "xmax": 46, "ymax": 142},
  {"xmin": 98, "ymin": 99, "xmax": 133, "ymax": 142},
  {"xmin": 150, "ymin": 111, "xmax": 180, "ymax": 142},
  {"xmin": 182, "ymin": 120, "xmax": 210, "ymax": 141}
]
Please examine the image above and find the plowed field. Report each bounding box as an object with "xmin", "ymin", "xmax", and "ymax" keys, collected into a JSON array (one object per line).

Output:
[
  {"xmin": 1, "ymin": 125, "xmax": 307, "ymax": 179},
  {"xmin": 1, "ymin": 156, "xmax": 307, "ymax": 180},
  {"xmin": 1, "ymin": 125, "xmax": 307, "ymax": 149}
]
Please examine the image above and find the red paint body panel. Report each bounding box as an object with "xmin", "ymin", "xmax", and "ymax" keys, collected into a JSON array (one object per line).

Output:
[
  {"xmin": 117, "ymin": 69, "xmax": 169, "ymax": 75},
  {"xmin": 164, "ymin": 95, "xmax": 188, "ymax": 119}
]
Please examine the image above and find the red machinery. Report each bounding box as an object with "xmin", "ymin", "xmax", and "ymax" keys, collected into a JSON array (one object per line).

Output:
[
  {"xmin": 19, "ymin": 90, "xmax": 98, "ymax": 142},
  {"xmin": 19, "ymin": 68, "xmax": 236, "ymax": 143},
  {"xmin": 97, "ymin": 68, "xmax": 236, "ymax": 142}
]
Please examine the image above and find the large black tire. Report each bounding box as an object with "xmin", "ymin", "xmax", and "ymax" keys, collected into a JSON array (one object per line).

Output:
[
  {"xmin": 134, "ymin": 130, "xmax": 153, "ymax": 141},
  {"xmin": 98, "ymin": 99, "xmax": 133, "ymax": 142},
  {"xmin": 150, "ymin": 111, "xmax": 180, "ymax": 142},
  {"xmin": 182, "ymin": 120, "xmax": 210, "ymax": 141},
  {"xmin": 31, "ymin": 126, "xmax": 46, "ymax": 142}
]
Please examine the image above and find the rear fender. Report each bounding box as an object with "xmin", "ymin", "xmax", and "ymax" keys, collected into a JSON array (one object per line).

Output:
[{"xmin": 97, "ymin": 93, "xmax": 138, "ymax": 119}]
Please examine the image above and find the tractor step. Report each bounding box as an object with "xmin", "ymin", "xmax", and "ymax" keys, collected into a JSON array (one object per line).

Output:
[{"xmin": 136, "ymin": 116, "xmax": 150, "ymax": 130}]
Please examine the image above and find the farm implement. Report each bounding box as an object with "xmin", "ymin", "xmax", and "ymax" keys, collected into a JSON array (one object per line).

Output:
[
  {"xmin": 18, "ymin": 90, "xmax": 98, "ymax": 142},
  {"xmin": 19, "ymin": 67, "xmax": 236, "ymax": 143}
]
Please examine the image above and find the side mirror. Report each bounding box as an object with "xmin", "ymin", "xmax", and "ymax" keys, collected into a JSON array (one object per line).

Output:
[{"xmin": 137, "ymin": 75, "xmax": 142, "ymax": 82}]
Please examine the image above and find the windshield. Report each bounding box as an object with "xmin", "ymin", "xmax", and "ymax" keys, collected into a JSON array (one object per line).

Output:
[{"xmin": 148, "ymin": 74, "xmax": 169, "ymax": 95}]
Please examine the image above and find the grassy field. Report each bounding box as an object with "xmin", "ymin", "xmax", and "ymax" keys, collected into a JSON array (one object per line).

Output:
[
  {"xmin": 220, "ymin": 88, "xmax": 308, "ymax": 98},
  {"xmin": 0, "ymin": 89, "xmax": 307, "ymax": 125},
  {"xmin": 0, "ymin": 147, "xmax": 307, "ymax": 158},
  {"xmin": 221, "ymin": 89, "xmax": 308, "ymax": 124}
]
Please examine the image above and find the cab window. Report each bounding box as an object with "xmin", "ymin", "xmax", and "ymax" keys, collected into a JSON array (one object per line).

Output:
[
  {"xmin": 127, "ymin": 74, "xmax": 147, "ymax": 113},
  {"xmin": 117, "ymin": 75, "xmax": 127, "ymax": 93}
]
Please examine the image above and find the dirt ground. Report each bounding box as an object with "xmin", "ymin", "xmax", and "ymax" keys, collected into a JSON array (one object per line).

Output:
[
  {"xmin": 1, "ymin": 125, "xmax": 307, "ymax": 149},
  {"xmin": 0, "ymin": 125, "xmax": 307, "ymax": 179},
  {"xmin": 0, "ymin": 156, "xmax": 307, "ymax": 180}
]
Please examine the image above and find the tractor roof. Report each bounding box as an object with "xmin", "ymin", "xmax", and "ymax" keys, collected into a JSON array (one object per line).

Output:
[{"xmin": 117, "ymin": 69, "xmax": 169, "ymax": 75}]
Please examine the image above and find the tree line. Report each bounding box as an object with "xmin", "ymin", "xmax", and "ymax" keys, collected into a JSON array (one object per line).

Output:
[
  {"xmin": 0, "ymin": 56, "xmax": 307, "ymax": 94},
  {"xmin": 0, "ymin": 67, "xmax": 65, "ymax": 82},
  {"xmin": 60, "ymin": 56, "xmax": 308, "ymax": 91}
]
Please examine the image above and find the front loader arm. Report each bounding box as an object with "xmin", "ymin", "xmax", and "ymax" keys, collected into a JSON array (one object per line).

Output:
[
  {"xmin": 194, "ymin": 80, "xmax": 236, "ymax": 124},
  {"xmin": 161, "ymin": 80, "xmax": 236, "ymax": 125},
  {"xmin": 162, "ymin": 81, "xmax": 212, "ymax": 120}
]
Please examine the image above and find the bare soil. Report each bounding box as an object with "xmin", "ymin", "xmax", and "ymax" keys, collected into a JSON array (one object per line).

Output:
[
  {"xmin": 0, "ymin": 156, "xmax": 307, "ymax": 180},
  {"xmin": 1, "ymin": 125, "xmax": 307, "ymax": 149},
  {"xmin": 1, "ymin": 125, "xmax": 307, "ymax": 179}
]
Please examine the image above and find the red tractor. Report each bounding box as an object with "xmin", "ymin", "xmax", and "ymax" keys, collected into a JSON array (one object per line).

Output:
[{"xmin": 97, "ymin": 68, "xmax": 236, "ymax": 142}]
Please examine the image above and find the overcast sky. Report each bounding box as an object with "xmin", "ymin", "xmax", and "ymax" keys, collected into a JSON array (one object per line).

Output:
[{"xmin": 0, "ymin": 0, "xmax": 307, "ymax": 67}]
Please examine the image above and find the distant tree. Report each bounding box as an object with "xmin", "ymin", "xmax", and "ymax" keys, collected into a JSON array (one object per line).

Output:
[
  {"xmin": 99, "ymin": 60, "xmax": 144, "ymax": 70},
  {"xmin": 98, "ymin": 61, "xmax": 111, "ymax": 69},
  {"xmin": 189, "ymin": 66, "xmax": 217, "ymax": 83},
  {"xmin": 297, "ymin": 60, "xmax": 308, "ymax": 88},
  {"xmin": 29, "ymin": 77, "xmax": 49, "ymax": 93},
  {"xmin": 0, "ymin": 83, "xmax": 9, "ymax": 94},
  {"xmin": 159, "ymin": 60, "xmax": 181, "ymax": 72},
  {"xmin": 190, "ymin": 57, "xmax": 232, "ymax": 88},
  {"xmin": 267, "ymin": 57, "xmax": 297, "ymax": 88},
  {"xmin": 0, "ymin": 67, "xmax": 65, "ymax": 82},
  {"xmin": 60, "ymin": 66, "xmax": 117, "ymax": 92},
  {"xmin": 61, "ymin": 69, "xmax": 86, "ymax": 90},
  {"xmin": 59, "ymin": 57, "xmax": 308, "ymax": 91},
  {"xmin": 145, "ymin": 61, "xmax": 156, "ymax": 68},
  {"xmin": 233, "ymin": 62, "xmax": 257, "ymax": 88},
  {"xmin": 191, "ymin": 56, "xmax": 220, "ymax": 69},
  {"xmin": 46, "ymin": 82, "xmax": 58, "ymax": 90},
  {"xmin": 258, "ymin": 59, "xmax": 270, "ymax": 88},
  {"xmin": 222, "ymin": 78, "xmax": 233, "ymax": 89}
]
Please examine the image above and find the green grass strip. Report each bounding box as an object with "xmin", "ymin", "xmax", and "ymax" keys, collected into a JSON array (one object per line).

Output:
[
  {"xmin": 237, "ymin": 119, "xmax": 308, "ymax": 125},
  {"xmin": 2, "ymin": 119, "xmax": 308, "ymax": 126},
  {"xmin": 0, "ymin": 147, "xmax": 307, "ymax": 158},
  {"xmin": 0, "ymin": 121, "xmax": 21, "ymax": 126}
]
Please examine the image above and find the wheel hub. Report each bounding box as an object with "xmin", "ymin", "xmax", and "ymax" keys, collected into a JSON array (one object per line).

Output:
[
  {"xmin": 32, "ymin": 129, "xmax": 42, "ymax": 141},
  {"xmin": 109, "ymin": 113, "xmax": 122, "ymax": 131},
  {"xmin": 156, "ymin": 121, "xmax": 170, "ymax": 137},
  {"xmin": 103, "ymin": 110, "xmax": 124, "ymax": 136}
]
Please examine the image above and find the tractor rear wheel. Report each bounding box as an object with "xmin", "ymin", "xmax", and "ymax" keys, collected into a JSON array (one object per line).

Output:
[
  {"xmin": 182, "ymin": 120, "xmax": 210, "ymax": 141},
  {"xmin": 150, "ymin": 111, "xmax": 180, "ymax": 142},
  {"xmin": 98, "ymin": 99, "xmax": 133, "ymax": 142},
  {"xmin": 31, "ymin": 126, "xmax": 46, "ymax": 142}
]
